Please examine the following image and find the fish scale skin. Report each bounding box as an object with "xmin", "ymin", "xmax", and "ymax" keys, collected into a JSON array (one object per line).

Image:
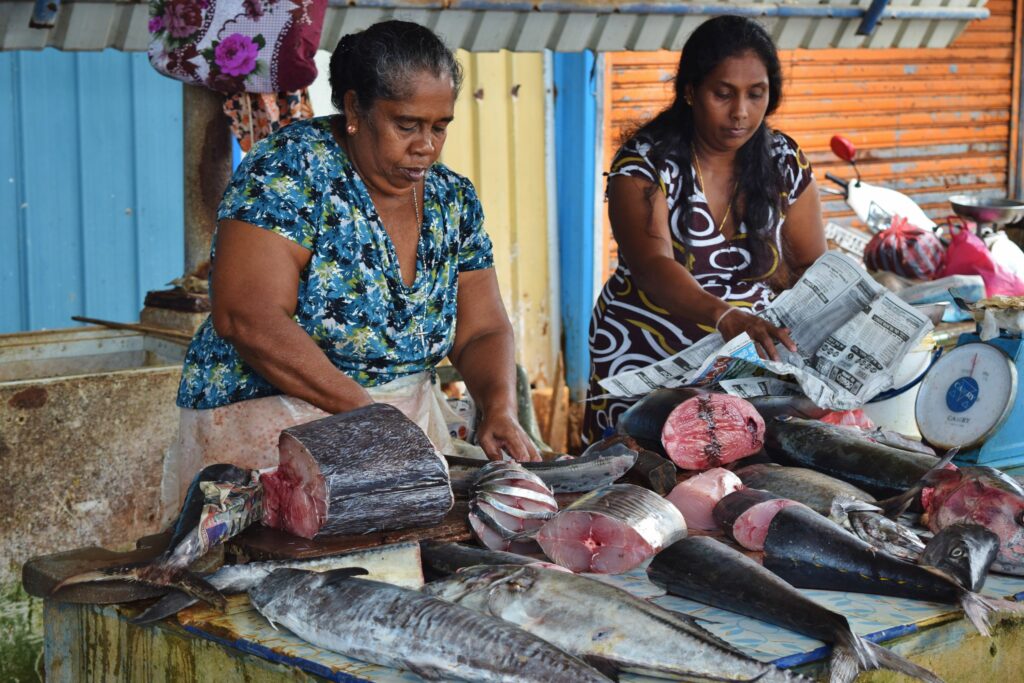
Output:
[
  {"xmin": 426, "ymin": 565, "xmax": 807, "ymax": 682},
  {"xmin": 249, "ymin": 572, "xmax": 610, "ymax": 683}
]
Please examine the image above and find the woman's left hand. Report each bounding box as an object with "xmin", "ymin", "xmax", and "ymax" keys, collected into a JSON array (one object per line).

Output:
[{"xmin": 476, "ymin": 409, "xmax": 541, "ymax": 462}]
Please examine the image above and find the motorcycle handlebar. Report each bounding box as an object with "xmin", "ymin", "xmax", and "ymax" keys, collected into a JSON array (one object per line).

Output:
[{"xmin": 825, "ymin": 172, "xmax": 849, "ymax": 190}]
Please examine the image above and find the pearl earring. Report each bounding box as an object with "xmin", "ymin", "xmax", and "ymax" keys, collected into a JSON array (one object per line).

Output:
[{"xmin": 346, "ymin": 124, "xmax": 357, "ymax": 135}]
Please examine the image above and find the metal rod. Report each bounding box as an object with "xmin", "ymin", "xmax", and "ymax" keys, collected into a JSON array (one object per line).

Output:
[{"xmin": 71, "ymin": 316, "xmax": 195, "ymax": 342}]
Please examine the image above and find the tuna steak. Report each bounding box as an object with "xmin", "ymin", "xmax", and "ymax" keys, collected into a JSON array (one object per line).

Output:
[
  {"xmin": 713, "ymin": 488, "xmax": 805, "ymax": 552},
  {"xmin": 661, "ymin": 393, "xmax": 765, "ymax": 470},
  {"xmin": 536, "ymin": 483, "xmax": 686, "ymax": 573},
  {"xmin": 426, "ymin": 564, "xmax": 808, "ymax": 682},
  {"xmin": 921, "ymin": 467, "xmax": 1024, "ymax": 576},
  {"xmin": 468, "ymin": 461, "xmax": 558, "ymax": 554},
  {"xmin": 667, "ymin": 468, "xmax": 745, "ymax": 530},
  {"xmin": 249, "ymin": 569, "xmax": 613, "ymax": 682},
  {"xmin": 648, "ymin": 537, "xmax": 944, "ymax": 683},
  {"xmin": 260, "ymin": 403, "xmax": 453, "ymax": 538}
]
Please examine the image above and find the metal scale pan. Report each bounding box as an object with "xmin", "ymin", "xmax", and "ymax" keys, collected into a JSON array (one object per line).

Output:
[{"xmin": 949, "ymin": 194, "xmax": 1024, "ymax": 229}]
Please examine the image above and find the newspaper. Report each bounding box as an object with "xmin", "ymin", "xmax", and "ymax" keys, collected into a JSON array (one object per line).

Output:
[{"xmin": 598, "ymin": 252, "xmax": 933, "ymax": 410}]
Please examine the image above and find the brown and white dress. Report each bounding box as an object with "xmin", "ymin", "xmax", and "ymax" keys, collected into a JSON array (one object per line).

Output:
[{"xmin": 582, "ymin": 130, "xmax": 814, "ymax": 444}]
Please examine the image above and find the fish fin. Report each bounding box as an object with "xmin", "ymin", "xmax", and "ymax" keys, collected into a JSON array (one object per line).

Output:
[
  {"xmin": 175, "ymin": 572, "xmax": 227, "ymax": 611},
  {"xmin": 581, "ymin": 654, "xmax": 621, "ymax": 682},
  {"xmin": 962, "ymin": 593, "xmax": 1024, "ymax": 637},
  {"xmin": 317, "ymin": 567, "xmax": 371, "ymax": 587},
  {"xmin": 130, "ymin": 590, "xmax": 198, "ymax": 625},
  {"xmin": 879, "ymin": 447, "xmax": 959, "ymax": 519},
  {"xmin": 860, "ymin": 638, "xmax": 945, "ymax": 683}
]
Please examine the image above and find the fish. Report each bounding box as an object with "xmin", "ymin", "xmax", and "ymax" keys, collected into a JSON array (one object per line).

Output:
[
  {"xmin": 919, "ymin": 523, "xmax": 1000, "ymax": 592},
  {"xmin": 468, "ymin": 460, "xmax": 558, "ymax": 553},
  {"xmin": 762, "ymin": 504, "xmax": 1024, "ymax": 637},
  {"xmin": 55, "ymin": 470, "xmax": 263, "ymax": 608},
  {"xmin": 249, "ymin": 568, "xmax": 613, "ymax": 682},
  {"xmin": 734, "ymin": 463, "xmax": 876, "ymax": 515},
  {"xmin": 131, "ymin": 540, "xmax": 427, "ymax": 624},
  {"xmin": 536, "ymin": 483, "xmax": 686, "ymax": 573},
  {"xmin": 648, "ymin": 536, "xmax": 945, "ymax": 683},
  {"xmin": 168, "ymin": 464, "xmax": 251, "ymax": 549},
  {"xmin": 829, "ymin": 496, "xmax": 926, "ymax": 561},
  {"xmin": 861, "ymin": 427, "xmax": 936, "ymax": 456},
  {"xmin": 445, "ymin": 435, "xmax": 639, "ymax": 494},
  {"xmin": 419, "ymin": 541, "xmax": 536, "ymax": 580},
  {"xmin": 425, "ymin": 563, "xmax": 809, "ymax": 682},
  {"xmin": 764, "ymin": 416, "xmax": 940, "ymax": 498},
  {"xmin": 616, "ymin": 387, "xmax": 705, "ymax": 453},
  {"xmin": 909, "ymin": 466, "xmax": 1024, "ymax": 576},
  {"xmin": 660, "ymin": 393, "xmax": 766, "ymax": 471},
  {"xmin": 521, "ymin": 435, "xmax": 639, "ymax": 492},
  {"xmin": 746, "ymin": 395, "xmax": 830, "ymax": 422}
]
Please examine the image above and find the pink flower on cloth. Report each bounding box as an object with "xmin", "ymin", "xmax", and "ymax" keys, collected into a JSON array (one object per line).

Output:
[
  {"xmin": 215, "ymin": 34, "xmax": 260, "ymax": 77},
  {"xmin": 148, "ymin": 16, "xmax": 164, "ymax": 34},
  {"xmin": 163, "ymin": 0, "xmax": 203, "ymax": 39}
]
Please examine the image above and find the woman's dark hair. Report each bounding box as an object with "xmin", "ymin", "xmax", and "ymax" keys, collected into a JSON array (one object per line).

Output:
[
  {"xmin": 329, "ymin": 20, "xmax": 463, "ymax": 117},
  {"xmin": 630, "ymin": 15, "xmax": 784, "ymax": 273}
]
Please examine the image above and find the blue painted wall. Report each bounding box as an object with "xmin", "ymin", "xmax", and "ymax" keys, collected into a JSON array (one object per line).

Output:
[
  {"xmin": 554, "ymin": 52, "xmax": 598, "ymax": 400},
  {"xmin": 0, "ymin": 49, "xmax": 184, "ymax": 334}
]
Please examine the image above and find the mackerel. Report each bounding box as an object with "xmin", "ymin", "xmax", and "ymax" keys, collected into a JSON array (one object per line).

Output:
[
  {"xmin": 249, "ymin": 568, "xmax": 613, "ymax": 682},
  {"xmin": 426, "ymin": 563, "xmax": 808, "ymax": 682}
]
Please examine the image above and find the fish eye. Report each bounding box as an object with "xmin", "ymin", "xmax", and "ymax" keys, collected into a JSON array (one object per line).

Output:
[{"xmin": 951, "ymin": 547, "xmax": 964, "ymax": 558}]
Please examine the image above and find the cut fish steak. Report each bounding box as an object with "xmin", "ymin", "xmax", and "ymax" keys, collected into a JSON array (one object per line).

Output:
[
  {"xmin": 537, "ymin": 483, "xmax": 686, "ymax": 573},
  {"xmin": 667, "ymin": 468, "xmax": 745, "ymax": 531},
  {"xmin": 468, "ymin": 460, "xmax": 558, "ymax": 553},
  {"xmin": 661, "ymin": 393, "xmax": 765, "ymax": 470}
]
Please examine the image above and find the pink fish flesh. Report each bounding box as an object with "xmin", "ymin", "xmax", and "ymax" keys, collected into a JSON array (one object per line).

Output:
[
  {"xmin": 667, "ymin": 468, "xmax": 745, "ymax": 530},
  {"xmin": 661, "ymin": 394, "xmax": 765, "ymax": 470}
]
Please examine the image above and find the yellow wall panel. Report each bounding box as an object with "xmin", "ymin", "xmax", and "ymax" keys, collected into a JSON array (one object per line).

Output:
[{"xmin": 440, "ymin": 51, "xmax": 555, "ymax": 386}]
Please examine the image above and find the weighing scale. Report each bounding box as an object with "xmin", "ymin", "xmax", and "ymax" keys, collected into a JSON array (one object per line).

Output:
[{"xmin": 915, "ymin": 195, "xmax": 1024, "ymax": 472}]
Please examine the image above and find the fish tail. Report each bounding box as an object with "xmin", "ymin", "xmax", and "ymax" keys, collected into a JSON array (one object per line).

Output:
[
  {"xmin": 962, "ymin": 593, "xmax": 1024, "ymax": 637},
  {"xmin": 860, "ymin": 638, "xmax": 945, "ymax": 683}
]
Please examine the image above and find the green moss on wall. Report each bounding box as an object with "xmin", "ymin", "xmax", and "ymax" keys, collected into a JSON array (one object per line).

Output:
[{"xmin": 1, "ymin": 582, "xmax": 43, "ymax": 682}]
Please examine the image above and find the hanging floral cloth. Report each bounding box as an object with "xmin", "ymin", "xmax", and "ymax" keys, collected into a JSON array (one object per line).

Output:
[{"xmin": 147, "ymin": 0, "xmax": 327, "ymax": 94}]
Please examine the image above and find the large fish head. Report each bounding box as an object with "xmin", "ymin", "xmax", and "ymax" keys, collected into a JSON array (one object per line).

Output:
[
  {"xmin": 919, "ymin": 523, "xmax": 1000, "ymax": 592},
  {"xmin": 929, "ymin": 474, "xmax": 1024, "ymax": 576}
]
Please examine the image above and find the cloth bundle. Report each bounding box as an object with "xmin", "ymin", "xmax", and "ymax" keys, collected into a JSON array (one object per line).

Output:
[{"xmin": 863, "ymin": 215, "xmax": 946, "ymax": 280}]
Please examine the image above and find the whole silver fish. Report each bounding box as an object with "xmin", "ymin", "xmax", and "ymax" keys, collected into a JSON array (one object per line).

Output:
[
  {"xmin": 829, "ymin": 496, "xmax": 926, "ymax": 561},
  {"xmin": 920, "ymin": 523, "xmax": 1000, "ymax": 592},
  {"xmin": 426, "ymin": 564, "xmax": 808, "ymax": 682},
  {"xmin": 524, "ymin": 435, "xmax": 639, "ymax": 492},
  {"xmin": 130, "ymin": 542, "xmax": 430, "ymax": 625},
  {"xmin": 249, "ymin": 568, "xmax": 612, "ymax": 683}
]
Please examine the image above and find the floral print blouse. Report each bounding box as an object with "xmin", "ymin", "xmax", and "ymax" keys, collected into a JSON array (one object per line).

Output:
[{"xmin": 177, "ymin": 117, "xmax": 494, "ymax": 409}]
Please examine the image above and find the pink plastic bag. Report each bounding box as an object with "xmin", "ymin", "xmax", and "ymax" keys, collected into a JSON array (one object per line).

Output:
[{"xmin": 938, "ymin": 217, "xmax": 1024, "ymax": 297}]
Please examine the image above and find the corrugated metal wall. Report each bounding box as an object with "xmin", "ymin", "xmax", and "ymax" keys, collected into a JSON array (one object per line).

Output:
[
  {"xmin": 602, "ymin": 1, "xmax": 1021, "ymax": 277},
  {"xmin": 440, "ymin": 50, "xmax": 556, "ymax": 387},
  {"xmin": 0, "ymin": 49, "xmax": 184, "ymax": 334}
]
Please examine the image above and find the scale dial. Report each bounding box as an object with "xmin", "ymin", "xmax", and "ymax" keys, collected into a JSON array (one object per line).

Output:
[{"xmin": 915, "ymin": 342, "xmax": 1017, "ymax": 450}]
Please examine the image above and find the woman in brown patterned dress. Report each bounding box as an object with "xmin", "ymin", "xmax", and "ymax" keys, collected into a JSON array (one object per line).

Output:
[{"xmin": 583, "ymin": 16, "xmax": 826, "ymax": 444}]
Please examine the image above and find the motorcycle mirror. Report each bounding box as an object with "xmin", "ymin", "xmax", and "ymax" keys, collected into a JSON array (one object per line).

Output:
[{"xmin": 830, "ymin": 135, "xmax": 857, "ymax": 163}]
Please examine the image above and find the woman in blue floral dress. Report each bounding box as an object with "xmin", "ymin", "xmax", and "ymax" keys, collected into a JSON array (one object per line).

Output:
[{"xmin": 174, "ymin": 21, "xmax": 538, "ymax": 489}]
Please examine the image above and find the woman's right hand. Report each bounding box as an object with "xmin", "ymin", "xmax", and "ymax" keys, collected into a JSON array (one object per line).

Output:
[{"xmin": 715, "ymin": 307, "xmax": 797, "ymax": 362}]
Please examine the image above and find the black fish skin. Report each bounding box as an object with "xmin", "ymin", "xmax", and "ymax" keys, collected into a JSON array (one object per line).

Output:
[
  {"xmin": 419, "ymin": 541, "xmax": 535, "ymax": 580},
  {"xmin": 920, "ymin": 523, "xmax": 1000, "ymax": 592},
  {"xmin": 712, "ymin": 488, "xmax": 780, "ymax": 537},
  {"xmin": 765, "ymin": 417, "xmax": 938, "ymax": 498},
  {"xmin": 763, "ymin": 505, "xmax": 962, "ymax": 604},
  {"xmin": 735, "ymin": 463, "xmax": 876, "ymax": 515},
  {"xmin": 616, "ymin": 387, "xmax": 704, "ymax": 453}
]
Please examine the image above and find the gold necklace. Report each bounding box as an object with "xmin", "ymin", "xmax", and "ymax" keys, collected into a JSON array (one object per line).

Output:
[
  {"xmin": 411, "ymin": 184, "xmax": 421, "ymax": 230},
  {"xmin": 691, "ymin": 144, "xmax": 738, "ymax": 233}
]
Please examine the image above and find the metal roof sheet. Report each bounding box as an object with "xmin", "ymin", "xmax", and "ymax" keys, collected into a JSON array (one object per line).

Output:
[{"xmin": 0, "ymin": 0, "xmax": 990, "ymax": 52}]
